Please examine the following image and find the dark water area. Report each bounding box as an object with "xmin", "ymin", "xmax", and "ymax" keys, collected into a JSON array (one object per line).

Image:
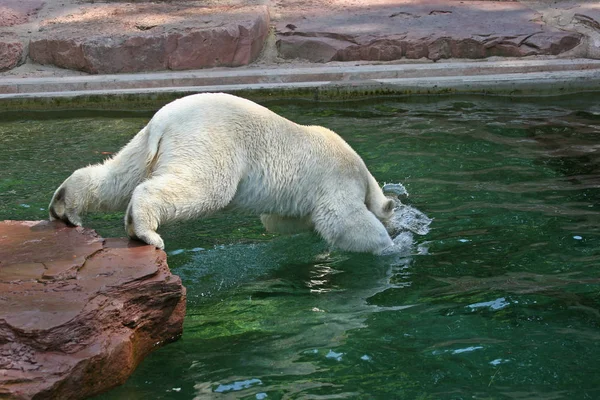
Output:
[{"xmin": 1, "ymin": 94, "xmax": 599, "ymax": 399}]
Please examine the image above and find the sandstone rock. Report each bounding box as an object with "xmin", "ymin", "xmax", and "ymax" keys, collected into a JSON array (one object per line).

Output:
[
  {"xmin": 0, "ymin": 34, "xmax": 23, "ymax": 71},
  {"xmin": 29, "ymin": 3, "xmax": 270, "ymax": 74},
  {"xmin": 527, "ymin": 1, "xmax": 600, "ymax": 59},
  {"xmin": 0, "ymin": 220, "xmax": 186, "ymax": 400},
  {"xmin": 0, "ymin": 0, "xmax": 45, "ymax": 27},
  {"xmin": 275, "ymin": 0, "xmax": 582, "ymax": 62}
]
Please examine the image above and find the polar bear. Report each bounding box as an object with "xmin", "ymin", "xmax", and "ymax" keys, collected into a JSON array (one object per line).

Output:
[{"xmin": 49, "ymin": 93, "xmax": 396, "ymax": 253}]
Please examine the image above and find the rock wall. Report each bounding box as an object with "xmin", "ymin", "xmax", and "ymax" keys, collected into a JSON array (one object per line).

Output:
[
  {"xmin": 0, "ymin": 1, "xmax": 599, "ymax": 75},
  {"xmin": 274, "ymin": 1, "xmax": 584, "ymax": 62},
  {"xmin": 28, "ymin": 4, "xmax": 270, "ymax": 74}
]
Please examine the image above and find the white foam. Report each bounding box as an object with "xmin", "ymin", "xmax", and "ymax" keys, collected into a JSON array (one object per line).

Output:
[
  {"xmin": 377, "ymin": 184, "xmax": 432, "ymax": 256},
  {"xmin": 387, "ymin": 202, "xmax": 432, "ymax": 236},
  {"xmin": 383, "ymin": 182, "xmax": 409, "ymax": 197}
]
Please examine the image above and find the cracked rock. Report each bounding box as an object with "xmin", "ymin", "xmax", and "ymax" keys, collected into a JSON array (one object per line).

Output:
[
  {"xmin": 0, "ymin": 220, "xmax": 186, "ymax": 399},
  {"xmin": 29, "ymin": 3, "xmax": 270, "ymax": 74},
  {"xmin": 275, "ymin": 0, "xmax": 582, "ymax": 62}
]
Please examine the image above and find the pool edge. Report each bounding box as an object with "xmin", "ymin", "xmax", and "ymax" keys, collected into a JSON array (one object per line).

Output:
[{"xmin": 1, "ymin": 59, "xmax": 600, "ymax": 109}]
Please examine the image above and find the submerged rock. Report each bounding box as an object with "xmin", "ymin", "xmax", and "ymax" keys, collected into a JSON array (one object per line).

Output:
[{"xmin": 0, "ymin": 220, "xmax": 186, "ymax": 400}]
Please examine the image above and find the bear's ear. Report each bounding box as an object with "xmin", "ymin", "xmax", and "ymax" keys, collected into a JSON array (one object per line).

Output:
[
  {"xmin": 55, "ymin": 187, "xmax": 66, "ymax": 202},
  {"xmin": 49, "ymin": 187, "xmax": 67, "ymax": 222},
  {"xmin": 383, "ymin": 199, "xmax": 395, "ymax": 214}
]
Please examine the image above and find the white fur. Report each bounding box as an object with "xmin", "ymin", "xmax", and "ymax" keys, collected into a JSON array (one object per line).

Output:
[{"xmin": 49, "ymin": 93, "xmax": 395, "ymax": 253}]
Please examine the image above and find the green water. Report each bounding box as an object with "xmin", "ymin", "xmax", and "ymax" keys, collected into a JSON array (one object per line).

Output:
[{"xmin": 1, "ymin": 95, "xmax": 599, "ymax": 399}]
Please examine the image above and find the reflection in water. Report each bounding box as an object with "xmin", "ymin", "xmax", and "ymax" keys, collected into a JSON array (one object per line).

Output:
[
  {"xmin": 213, "ymin": 378, "xmax": 263, "ymax": 393},
  {"xmin": 306, "ymin": 263, "xmax": 341, "ymax": 294},
  {"xmin": 468, "ymin": 297, "xmax": 510, "ymax": 311},
  {"xmin": 174, "ymin": 206, "xmax": 429, "ymax": 399}
]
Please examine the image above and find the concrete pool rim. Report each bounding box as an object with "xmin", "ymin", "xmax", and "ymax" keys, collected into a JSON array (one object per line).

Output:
[{"xmin": 1, "ymin": 59, "xmax": 600, "ymax": 109}]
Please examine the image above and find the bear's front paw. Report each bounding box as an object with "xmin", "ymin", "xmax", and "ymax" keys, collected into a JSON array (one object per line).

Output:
[{"xmin": 135, "ymin": 231, "xmax": 165, "ymax": 250}]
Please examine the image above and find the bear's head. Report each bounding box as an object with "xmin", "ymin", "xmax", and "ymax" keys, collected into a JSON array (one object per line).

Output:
[{"xmin": 48, "ymin": 169, "xmax": 88, "ymax": 226}]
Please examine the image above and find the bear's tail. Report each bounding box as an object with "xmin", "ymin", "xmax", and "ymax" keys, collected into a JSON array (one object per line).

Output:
[{"xmin": 365, "ymin": 174, "xmax": 395, "ymax": 221}]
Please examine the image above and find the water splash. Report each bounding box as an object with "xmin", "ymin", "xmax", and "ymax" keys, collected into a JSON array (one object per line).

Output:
[
  {"xmin": 379, "ymin": 183, "xmax": 432, "ymax": 255},
  {"xmin": 387, "ymin": 199, "xmax": 432, "ymax": 237},
  {"xmin": 383, "ymin": 182, "xmax": 409, "ymax": 197}
]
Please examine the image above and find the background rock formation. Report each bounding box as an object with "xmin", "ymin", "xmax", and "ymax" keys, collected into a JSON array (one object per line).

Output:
[{"xmin": 1, "ymin": 0, "xmax": 599, "ymax": 75}]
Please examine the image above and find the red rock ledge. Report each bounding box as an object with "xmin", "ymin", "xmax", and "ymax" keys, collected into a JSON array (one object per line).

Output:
[{"xmin": 0, "ymin": 220, "xmax": 186, "ymax": 400}]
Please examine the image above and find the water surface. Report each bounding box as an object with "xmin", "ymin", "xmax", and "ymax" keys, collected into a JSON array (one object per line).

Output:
[{"xmin": 1, "ymin": 95, "xmax": 599, "ymax": 399}]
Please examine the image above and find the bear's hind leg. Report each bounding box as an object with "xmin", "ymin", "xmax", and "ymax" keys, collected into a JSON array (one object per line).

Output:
[
  {"xmin": 312, "ymin": 203, "xmax": 393, "ymax": 254},
  {"xmin": 126, "ymin": 203, "xmax": 164, "ymax": 249},
  {"xmin": 125, "ymin": 181, "xmax": 166, "ymax": 249},
  {"xmin": 125, "ymin": 174, "xmax": 238, "ymax": 249},
  {"xmin": 260, "ymin": 214, "xmax": 314, "ymax": 234}
]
